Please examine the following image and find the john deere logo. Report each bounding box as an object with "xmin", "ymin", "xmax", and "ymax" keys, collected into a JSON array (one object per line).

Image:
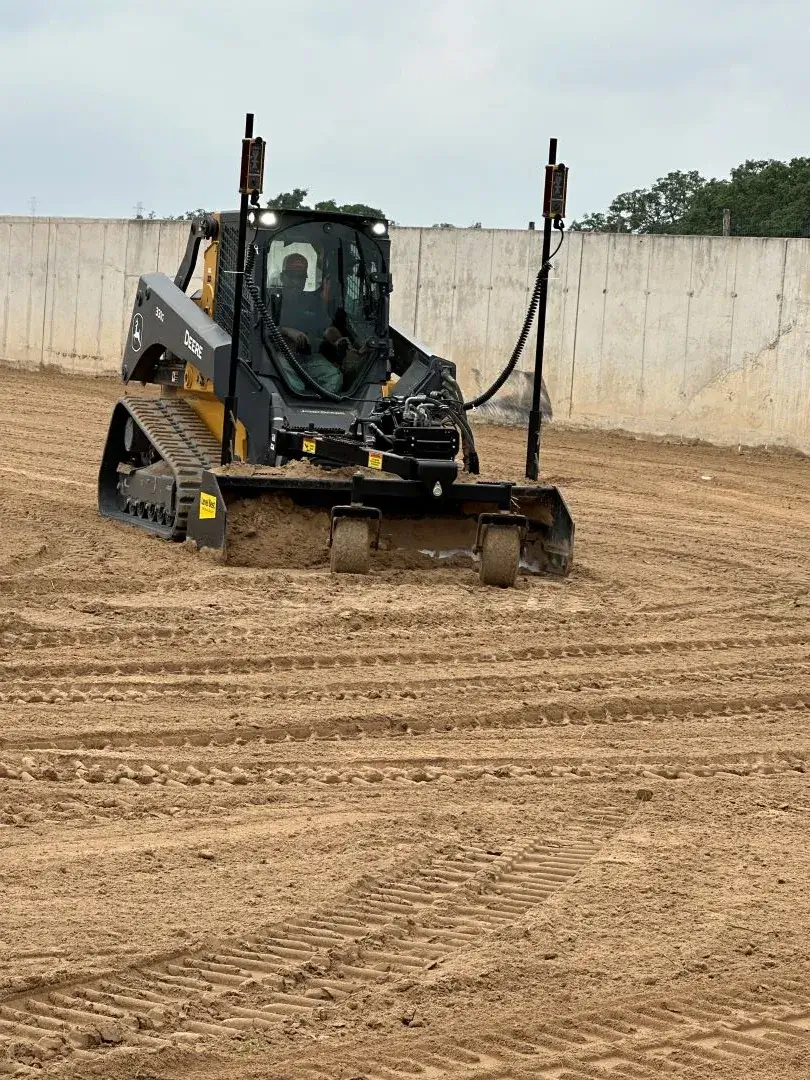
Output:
[{"xmin": 131, "ymin": 313, "xmax": 144, "ymax": 352}]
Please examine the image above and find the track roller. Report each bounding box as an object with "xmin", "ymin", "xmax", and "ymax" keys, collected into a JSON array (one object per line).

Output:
[
  {"xmin": 479, "ymin": 524, "xmax": 521, "ymax": 588},
  {"xmin": 330, "ymin": 517, "xmax": 371, "ymax": 575}
]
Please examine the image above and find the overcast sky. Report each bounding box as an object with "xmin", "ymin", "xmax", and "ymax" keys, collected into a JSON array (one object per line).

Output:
[{"xmin": 1, "ymin": 0, "xmax": 808, "ymax": 226}]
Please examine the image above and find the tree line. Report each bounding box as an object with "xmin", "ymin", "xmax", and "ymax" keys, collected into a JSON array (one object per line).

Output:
[
  {"xmin": 135, "ymin": 189, "xmax": 483, "ymax": 228},
  {"xmin": 136, "ymin": 157, "xmax": 810, "ymax": 237},
  {"xmin": 135, "ymin": 189, "xmax": 386, "ymax": 221},
  {"xmin": 265, "ymin": 188, "xmax": 385, "ymax": 218},
  {"xmin": 572, "ymin": 158, "xmax": 810, "ymax": 237}
]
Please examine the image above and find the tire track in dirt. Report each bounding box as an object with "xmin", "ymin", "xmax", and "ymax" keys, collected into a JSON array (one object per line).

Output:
[
  {"xmin": 0, "ymin": 809, "xmax": 626, "ymax": 1069},
  {"xmin": 586, "ymin": 499, "xmax": 810, "ymax": 536},
  {"xmin": 0, "ymin": 750, "xmax": 806, "ymax": 797},
  {"xmin": 4, "ymin": 589, "xmax": 803, "ymax": 647},
  {"xmin": 2, "ymin": 630, "xmax": 807, "ymax": 675},
  {"xmin": 2, "ymin": 637, "xmax": 808, "ymax": 704},
  {"xmin": 600, "ymin": 544, "xmax": 810, "ymax": 588},
  {"xmin": 4, "ymin": 689, "xmax": 810, "ymax": 752},
  {"xmin": 300, "ymin": 972, "xmax": 810, "ymax": 1079},
  {"xmin": 0, "ymin": 545, "xmax": 68, "ymax": 581},
  {"xmin": 4, "ymin": 607, "xmax": 806, "ymax": 682},
  {"xmin": 3, "ymin": 650, "xmax": 807, "ymax": 712},
  {"xmin": 3, "ymin": 370, "xmax": 809, "ymax": 1080}
]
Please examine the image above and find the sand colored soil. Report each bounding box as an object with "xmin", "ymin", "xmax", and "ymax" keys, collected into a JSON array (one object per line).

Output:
[{"xmin": 0, "ymin": 364, "xmax": 808, "ymax": 1079}]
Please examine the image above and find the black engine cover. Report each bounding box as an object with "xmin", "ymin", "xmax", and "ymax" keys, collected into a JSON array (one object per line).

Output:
[{"xmin": 389, "ymin": 425, "xmax": 460, "ymax": 460}]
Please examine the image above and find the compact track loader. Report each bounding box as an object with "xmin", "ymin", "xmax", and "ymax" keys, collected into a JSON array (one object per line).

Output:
[{"xmin": 98, "ymin": 151, "xmax": 573, "ymax": 585}]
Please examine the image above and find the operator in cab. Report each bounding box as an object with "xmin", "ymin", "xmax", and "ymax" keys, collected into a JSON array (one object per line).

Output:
[{"xmin": 277, "ymin": 253, "xmax": 349, "ymax": 393}]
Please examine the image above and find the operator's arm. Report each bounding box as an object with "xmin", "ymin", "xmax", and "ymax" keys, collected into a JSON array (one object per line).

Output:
[{"xmin": 278, "ymin": 326, "xmax": 309, "ymax": 350}]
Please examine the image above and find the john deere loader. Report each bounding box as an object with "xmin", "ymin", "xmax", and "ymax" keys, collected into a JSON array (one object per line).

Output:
[{"xmin": 98, "ymin": 133, "xmax": 573, "ymax": 586}]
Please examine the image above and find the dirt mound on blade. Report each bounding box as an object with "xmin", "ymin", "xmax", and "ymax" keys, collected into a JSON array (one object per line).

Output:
[
  {"xmin": 217, "ymin": 460, "xmax": 380, "ymax": 481},
  {"xmin": 225, "ymin": 494, "xmax": 480, "ymax": 571},
  {"xmin": 225, "ymin": 495, "xmax": 332, "ymax": 568}
]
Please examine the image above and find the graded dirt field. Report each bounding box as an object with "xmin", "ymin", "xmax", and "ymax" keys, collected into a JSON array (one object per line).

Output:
[{"xmin": 1, "ymin": 364, "xmax": 808, "ymax": 1079}]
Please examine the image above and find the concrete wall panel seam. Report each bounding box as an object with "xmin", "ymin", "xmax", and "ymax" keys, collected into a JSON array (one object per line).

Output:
[
  {"xmin": 119, "ymin": 221, "xmax": 134, "ymax": 361},
  {"xmin": 776, "ymin": 239, "xmax": 788, "ymax": 339},
  {"xmin": 681, "ymin": 236, "xmax": 695, "ymax": 398},
  {"xmin": 39, "ymin": 221, "xmax": 51, "ymax": 368},
  {"xmin": 482, "ymin": 229, "xmax": 496, "ymax": 379},
  {"xmin": 72, "ymin": 223, "xmax": 81, "ymax": 359},
  {"xmin": 726, "ymin": 240, "xmax": 739, "ymax": 375},
  {"xmin": 24, "ymin": 223, "xmax": 34, "ymax": 362},
  {"xmin": 411, "ymin": 228, "xmax": 424, "ymax": 336},
  {"xmin": 639, "ymin": 238, "xmax": 652, "ymax": 404},
  {"xmin": 567, "ymin": 236, "xmax": 584, "ymax": 418},
  {"xmin": 0, "ymin": 222, "xmax": 11, "ymax": 356},
  {"xmin": 448, "ymin": 228, "xmax": 461, "ymax": 361}
]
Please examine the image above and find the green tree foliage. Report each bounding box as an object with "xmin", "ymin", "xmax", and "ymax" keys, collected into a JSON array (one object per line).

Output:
[
  {"xmin": 677, "ymin": 159, "xmax": 810, "ymax": 236},
  {"xmin": 571, "ymin": 171, "xmax": 705, "ymax": 233},
  {"xmin": 161, "ymin": 207, "xmax": 210, "ymax": 221},
  {"xmin": 267, "ymin": 187, "xmax": 310, "ymax": 210},
  {"xmin": 572, "ymin": 159, "xmax": 810, "ymax": 237},
  {"xmin": 267, "ymin": 189, "xmax": 385, "ymax": 217},
  {"xmin": 164, "ymin": 193, "xmax": 385, "ymax": 220},
  {"xmin": 313, "ymin": 198, "xmax": 386, "ymax": 217}
]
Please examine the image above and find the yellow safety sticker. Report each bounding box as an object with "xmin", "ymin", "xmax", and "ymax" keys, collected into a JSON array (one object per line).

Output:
[
  {"xmin": 368, "ymin": 451, "xmax": 383, "ymax": 470},
  {"xmin": 199, "ymin": 492, "xmax": 217, "ymax": 519},
  {"xmin": 302, "ymin": 438, "xmax": 317, "ymax": 454}
]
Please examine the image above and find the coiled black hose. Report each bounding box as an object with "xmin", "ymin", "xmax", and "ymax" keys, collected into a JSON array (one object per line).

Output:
[
  {"xmin": 461, "ymin": 225, "xmax": 565, "ymax": 412},
  {"xmin": 243, "ymin": 240, "xmax": 342, "ymax": 402},
  {"xmin": 437, "ymin": 367, "xmax": 480, "ymax": 472}
]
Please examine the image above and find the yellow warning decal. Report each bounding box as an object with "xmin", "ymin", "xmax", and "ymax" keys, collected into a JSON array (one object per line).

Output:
[
  {"xmin": 368, "ymin": 451, "xmax": 383, "ymax": 470},
  {"xmin": 302, "ymin": 438, "xmax": 317, "ymax": 454},
  {"xmin": 199, "ymin": 492, "xmax": 217, "ymax": 519}
]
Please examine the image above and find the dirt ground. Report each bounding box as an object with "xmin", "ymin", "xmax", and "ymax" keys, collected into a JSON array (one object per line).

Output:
[{"xmin": 1, "ymin": 364, "xmax": 808, "ymax": 1079}]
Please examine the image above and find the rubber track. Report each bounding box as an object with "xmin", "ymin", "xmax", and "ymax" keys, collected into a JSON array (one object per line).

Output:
[{"xmin": 114, "ymin": 397, "xmax": 221, "ymax": 539}]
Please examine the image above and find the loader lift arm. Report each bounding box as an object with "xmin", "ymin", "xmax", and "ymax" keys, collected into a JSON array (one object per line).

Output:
[{"xmin": 174, "ymin": 214, "xmax": 219, "ymax": 294}]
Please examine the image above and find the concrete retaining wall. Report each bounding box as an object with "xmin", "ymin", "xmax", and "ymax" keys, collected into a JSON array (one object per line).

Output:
[
  {"xmin": 1, "ymin": 217, "xmax": 808, "ymax": 453},
  {"xmin": 0, "ymin": 218, "xmax": 198, "ymax": 374}
]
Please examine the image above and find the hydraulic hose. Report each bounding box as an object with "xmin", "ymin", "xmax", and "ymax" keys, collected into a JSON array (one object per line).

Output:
[
  {"xmin": 438, "ymin": 368, "xmax": 480, "ymax": 473},
  {"xmin": 461, "ymin": 225, "xmax": 565, "ymax": 412},
  {"xmin": 243, "ymin": 239, "xmax": 342, "ymax": 402}
]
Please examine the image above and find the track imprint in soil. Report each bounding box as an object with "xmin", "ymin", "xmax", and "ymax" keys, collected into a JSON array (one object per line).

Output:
[
  {"xmin": 295, "ymin": 972, "xmax": 810, "ymax": 1079},
  {"xmin": 0, "ymin": 751, "xmax": 806, "ymax": 797},
  {"xmin": 3, "ymin": 368, "xmax": 809, "ymax": 1080},
  {"xmin": 0, "ymin": 810, "xmax": 624, "ymax": 1068}
]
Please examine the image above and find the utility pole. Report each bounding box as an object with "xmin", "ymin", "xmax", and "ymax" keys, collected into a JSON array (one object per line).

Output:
[
  {"xmin": 525, "ymin": 139, "xmax": 568, "ymax": 481},
  {"xmin": 722, "ymin": 208, "xmax": 731, "ymax": 236},
  {"xmin": 28, "ymin": 196, "xmax": 38, "ymax": 216}
]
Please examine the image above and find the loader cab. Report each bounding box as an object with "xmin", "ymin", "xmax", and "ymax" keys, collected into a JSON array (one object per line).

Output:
[{"xmin": 214, "ymin": 208, "xmax": 392, "ymax": 400}]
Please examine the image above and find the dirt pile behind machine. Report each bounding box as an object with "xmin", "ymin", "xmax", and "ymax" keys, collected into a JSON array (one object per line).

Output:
[{"xmin": 98, "ymin": 119, "xmax": 574, "ymax": 587}]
